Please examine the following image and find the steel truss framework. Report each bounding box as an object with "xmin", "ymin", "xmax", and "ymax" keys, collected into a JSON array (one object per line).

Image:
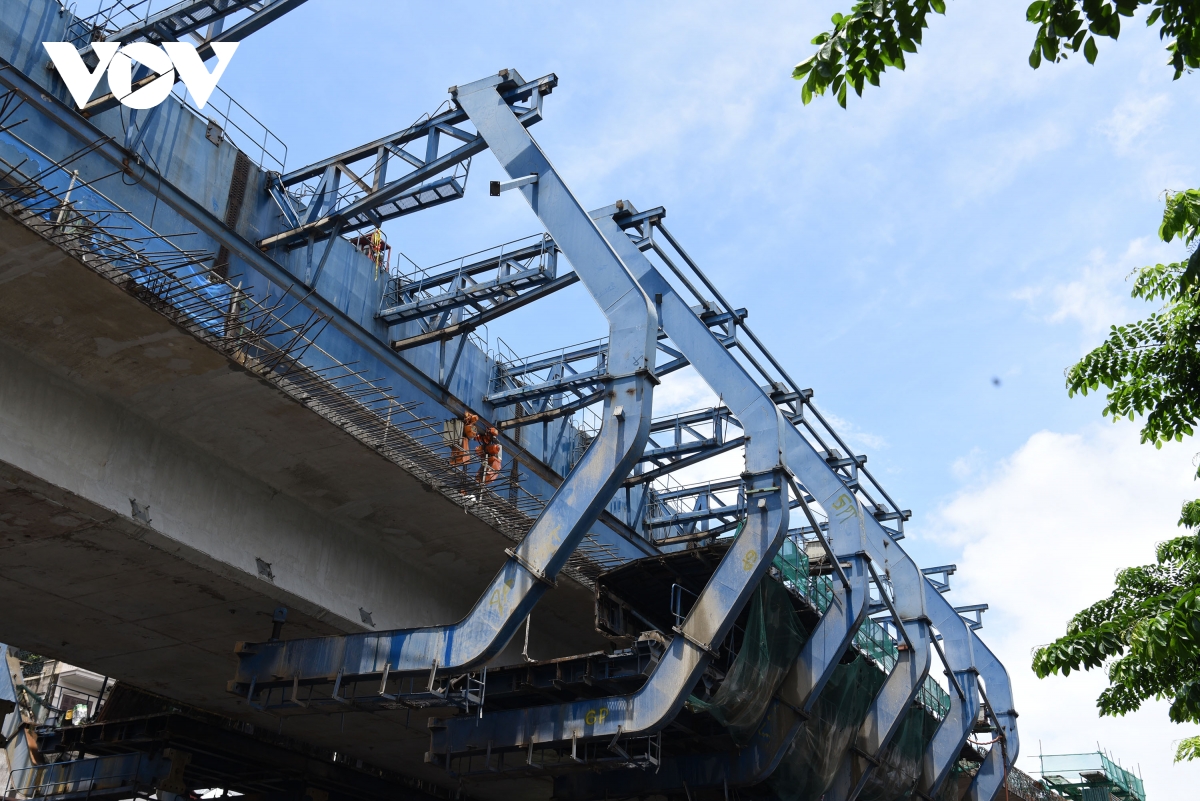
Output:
[
  {"xmin": 225, "ymin": 70, "xmax": 1018, "ymax": 801},
  {"xmin": 67, "ymin": 0, "xmax": 311, "ymax": 116},
  {"xmin": 2, "ymin": 7, "xmax": 1019, "ymax": 796}
]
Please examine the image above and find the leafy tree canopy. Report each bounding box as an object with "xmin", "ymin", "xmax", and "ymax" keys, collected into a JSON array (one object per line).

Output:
[
  {"xmin": 1031, "ymin": 499, "xmax": 1200, "ymax": 762},
  {"xmin": 1066, "ymin": 190, "xmax": 1200, "ymax": 455},
  {"xmin": 794, "ymin": 0, "xmax": 1200, "ymax": 107},
  {"xmin": 1048, "ymin": 188, "xmax": 1200, "ymax": 763},
  {"xmin": 795, "ymin": 0, "xmax": 1200, "ymax": 764}
]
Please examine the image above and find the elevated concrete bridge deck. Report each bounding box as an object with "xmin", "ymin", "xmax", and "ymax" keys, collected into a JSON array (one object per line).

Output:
[{"xmin": 0, "ymin": 210, "xmax": 600, "ymax": 799}]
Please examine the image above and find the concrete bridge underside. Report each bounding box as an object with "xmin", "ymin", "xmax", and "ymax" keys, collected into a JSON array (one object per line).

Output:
[{"xmin": 0, "ymin": 212, "xmax": 600, "ymax": 799}]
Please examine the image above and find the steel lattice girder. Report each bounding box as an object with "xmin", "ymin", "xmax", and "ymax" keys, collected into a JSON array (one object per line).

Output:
[
  {"xmin": 260, "ymin": 74, "xmax": 557, "ymax": 249},
  {"xmin": 377, "ymin": 237, "xmax": 559, "ymax": 325},
  {"xmin": 230, "ymin": 68, "xmax": 659, "ymax": 692},
  {"xmin": 75, "ymin": 0, "xmax": 311, "ymax": 116}
]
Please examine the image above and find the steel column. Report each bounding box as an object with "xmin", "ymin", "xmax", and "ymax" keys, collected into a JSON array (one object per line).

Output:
[
  {"xmin": 231, "ymin": 69, "xmax": 658, "ymax": 687},
  {"xmin": 825, "ymin": 621, "xmax": 934, "ymax": 801}
]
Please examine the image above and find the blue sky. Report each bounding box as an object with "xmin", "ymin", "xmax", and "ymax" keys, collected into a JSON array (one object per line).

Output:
[{"xmin": 150, "ymin": 0, "xmax": 1200, "ymax": 794}]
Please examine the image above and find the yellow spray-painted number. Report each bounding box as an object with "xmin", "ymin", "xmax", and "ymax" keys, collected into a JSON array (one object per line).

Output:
[
  {"xmin": 742, "ymin": 549, "xmax": 758, "ymax": 571},
  {"xmin": 585, "ymin": 707, "xmax": 610, "ymax": 726},
  {"xmin": 489, "ymin": 577, "xmax": 516, "ymax": 615},
  {"xmin": 830, "ymin": 493, "xmax": 858, "ymax": 523}
]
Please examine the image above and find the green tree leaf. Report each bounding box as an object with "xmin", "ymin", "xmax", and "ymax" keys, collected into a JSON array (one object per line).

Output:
[{"xmin": 797, "ymin": 0, "xmax": 1200, "ymax": 105}]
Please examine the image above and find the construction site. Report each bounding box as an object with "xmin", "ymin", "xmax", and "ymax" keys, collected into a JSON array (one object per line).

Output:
[{"xmin": 0, "ymin": 2, "xmax": 1153, "ymax": 801}]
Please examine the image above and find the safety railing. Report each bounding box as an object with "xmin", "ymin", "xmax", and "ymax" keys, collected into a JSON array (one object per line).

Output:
[
  {"xmin": 0, "ymin": 91, "xmax": 621, "ymax": 588},
  {"xmin": 170, "ymin": 81, "xmax": 287, "ymax": 173},
  {"xmin": 489, "ymin": 336, "xmax": 608, "ymax": 398},
  {"xmin": 62, "ymin": 4, "xmax": 287, "ymax": 172},
  {"xmin": 383, "ymin": 233, "xmax": 554, "ymax": 308},
  {"xmin": 644, "ymin": 475, "xmax": 744, "ymax": 543},
  {"xmin": 6, "ymin": 752, "xmax": 150, "ymax": 801},
  {"xmin": 1036, "ymin": 752, "xmax": 1145, "ymax": 801}
]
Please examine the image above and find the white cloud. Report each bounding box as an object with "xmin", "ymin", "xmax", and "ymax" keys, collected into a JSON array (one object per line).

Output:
[
  {"xmin": 943, "ymin": 121, "xmax": 1071, "ymax": 203},
  {"xmin": 1043, "ymin": 262, "xmax": 1132, "ymax": 337},
  {"xmin": 822, "ymin": 410, "xmax": 888, "ymax": 452},
  {"xmin": 652, "ymin": 367, "xmax": 720, "ymax": 417},
  {"xmin": 1100, "ymin": 94, "xmax": 1170, "ymax": 154},
  {"xmin": 950, "ymin": 446, "xmax": 986, "ymax": 481},
  {"xmin": 926, "ymin": 423, "xmax": 1200, "ymax": 797},
  {"xmin": 1017, "ymin": 235, "xmax": 1184, "ymax": 343}
]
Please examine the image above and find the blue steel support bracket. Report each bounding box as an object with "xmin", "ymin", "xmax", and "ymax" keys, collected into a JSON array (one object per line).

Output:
[
  {"xmin": 550, "ymin": 556, "xmax": 871, "ymax": 799},
  {"xmin": 429, "ymin": 468, "xmax": 789, "ymax": 759},
  {"xmin": 921, "ymin": 670, "xmax": 981, "ymax": 798},
  {"xmin": 228, "ymin": 70, "xmax": 658, "ymax": 690},
  {"xmin": 458, "ymin": 205, "xmax": 873, "ymax": 789},
  {"xmin": 780, "ymin": 378, "xmax": 1010, "ymax": 800},
  {"xmin": 966, "ymin": 645, "xmax": 1019, "ymax": 801},
  {"xmin": 604, "ymin": 201, "xmax": 1015, "ymax": 795},
  {"xmin": 429, "ymin": 190, "xmax": 804, "ymax": 758},
  {"xmin": 825, "ymin": 620, "xmax": 934, "ymax": 801}
]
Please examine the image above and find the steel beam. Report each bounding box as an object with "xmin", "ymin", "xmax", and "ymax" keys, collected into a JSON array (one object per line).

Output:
[
  {"xmin": 261, "ymin": 74, "xmax": 556, "ymax": 248},
  {"xmin": 606, "ymin": 203, "xmax": 1017, "ymax": 798},
  {"xmin": 826, "ymin": 621, "xmax": 934, "ymax": 801},
  {"xmin": 231, "ymin": 69, "xmax": 657, "ymax": 691},
  {"xmin": 430, "ymin": 186, "xmax": 795, "ymax": 759},
  {"xmin": 485, "ymin": 365, "xmax": 605, "ymax": 407},
  {"xmin": 77, "ymin": 0, "xmax": 311, "ymax": 116},
  {"xmin": 390, "ymin": 272, "xmax": 579, "ymax": 352}
]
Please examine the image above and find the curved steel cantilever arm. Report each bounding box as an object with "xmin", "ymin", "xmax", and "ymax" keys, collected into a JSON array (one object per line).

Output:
[
  {"xmin": 601, "ymin": 200, "xmax": 1015, "ymax": 796},
  {"xmin": 599, "ymin": 204, "xmax": 981, "ymax": 797},
  {"xmin": 430, "ymin": 195, "xmax": 798, "ymax": 756},
  {"xmin": 519, "ymin": 208, "xmax": 878, "ymax": 798},
  {"xmin": 967, "ymin": 643, "xmax": 1019, "ymax": 801},
  {"xmin": 431, "ymin": 470, "xmax": 788, "ymax": 757},
  {"xmin": 229, "ymin": 73, "xmax": 658, "ymax": 691},
  {"xmin": 603, "ymin": 200, "xmax": 1014, "ymax": 796},
  {"xmin": 550, "ymin": 556, "xmax": 872, "ymax": 800},
  {"xmin": 826, "ymin": 620, "xmax": 934, "ymax": 801},
  {"xmin": 781, "ymin": 434, "xmax": 1010, "ymax": 799}
]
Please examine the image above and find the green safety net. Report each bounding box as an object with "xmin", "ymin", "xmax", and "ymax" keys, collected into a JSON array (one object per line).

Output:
[
  {"xmin": 688, "ymin": 575, "xmax": 807, "ymax": 745},
  {"xmin": 768, "ymin": 652, "xmax": 887, "ymax": 801},
  {"xmin": 857, "ymin": 702, "xmax": 944, "ymax": 801},
  {"xmin": 684, "ymin": 537, "xmax": 957, "ymax": 801}
]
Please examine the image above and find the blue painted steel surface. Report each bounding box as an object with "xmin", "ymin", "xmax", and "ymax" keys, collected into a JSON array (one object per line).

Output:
[
  {"xmin": 968, "ymin": 645, "xmax": 1020, "ymax": 801},
  {"xmin": 0, "ymin": 5, "xmax": 1020, "ymax": 788},
  {"xmin": 428, "ymin": 185, "xmax": 803, "ymax": 753},
  {"xmin": 430, "ymin": 468, "xmax": 788, "ymax": 756},
  {"xmin": 230, "ymin": 70, "xmax": 659, "ymax": 686}
]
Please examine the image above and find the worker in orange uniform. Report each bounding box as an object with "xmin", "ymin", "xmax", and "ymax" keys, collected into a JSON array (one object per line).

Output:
[
  {"xmin": 453, "ymin": 411, "xmax": 478, "ymax": 468},
  {"xmin": 475, "ymin": 425, "xmax": 503, "ymax": 485}
]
